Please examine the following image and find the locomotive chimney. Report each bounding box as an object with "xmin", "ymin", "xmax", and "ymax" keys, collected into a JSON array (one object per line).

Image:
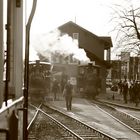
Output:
[
  {"xmin": 36, "ymin": 60, "xmax": 40, "ymax": 64},
  {"xmin": 88, "ymin": 62, "xmax": 93, "ymax": 67}
]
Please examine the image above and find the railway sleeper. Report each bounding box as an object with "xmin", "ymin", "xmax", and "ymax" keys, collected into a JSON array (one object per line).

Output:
[
  {"xmin": 80, "ymin": 134, "xmax": 104, "ymax": 138},
  {"xmin": 63, "ymin": 136, "xmax": 78, "ymax": 139},
  {"xmin": 28, "ymin": 137, "xmax": 36, "ymax": 140},
  {"xmin": 82, "ymin": 137, "xmax": 104, "ymax": 140},
  {"xmin": 72, "ymin": 132, "xmax": 98, "ymax": 137},
  {"xmin": 73, "ymin": 129, "xmax": 95, "ymax": 133},
  {"xmin": 135, "ymin": 128, "xmax": 140, "ymax": 132},
  {"xmin": 28, "ymin": 134, "xmax": 36, "ymax": 139}
]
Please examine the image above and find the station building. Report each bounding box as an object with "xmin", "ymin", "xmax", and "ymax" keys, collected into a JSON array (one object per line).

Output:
[{"xmin": 52, "ymin": 21, "xmax": 113, "ymax": 94}]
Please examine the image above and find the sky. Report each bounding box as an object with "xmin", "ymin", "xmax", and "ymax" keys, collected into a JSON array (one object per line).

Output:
[
  {"xmin": 26, "ymin": 0, "xmax": 140, "ymax": 60},
  {"xmin": 28, "ymin": 0, "xmax": 118, "ymax": 35}
]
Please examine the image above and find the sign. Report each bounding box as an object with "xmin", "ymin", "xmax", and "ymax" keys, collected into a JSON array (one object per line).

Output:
[
  {"xmin": 121, "ymin": 52, "xmax": 130, "ymax": 62},
  {"xmin": 70, "ymin": 77, "xmax": 77, "ymax": 85}
]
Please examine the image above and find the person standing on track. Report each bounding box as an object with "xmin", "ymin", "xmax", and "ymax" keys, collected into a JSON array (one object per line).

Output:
[{"xmin": 63, "ymin": 80, "xmax": 73, "ymax": 111}]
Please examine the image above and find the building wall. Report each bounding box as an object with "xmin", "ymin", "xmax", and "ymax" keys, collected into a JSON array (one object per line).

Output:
[{"xmin": 59, "ymin": 23, "xmax": 105, "ymax": 60}]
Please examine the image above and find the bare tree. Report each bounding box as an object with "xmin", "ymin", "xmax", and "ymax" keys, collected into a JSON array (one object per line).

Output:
[{"xmin": 110, "ymin": 2, "xmax": 140, "ymax": 55}]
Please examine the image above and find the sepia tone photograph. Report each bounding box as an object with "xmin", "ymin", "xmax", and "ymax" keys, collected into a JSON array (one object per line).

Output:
[{"xmin": 0, "ymin": 0, "xmax": 140, "ymax": 139}]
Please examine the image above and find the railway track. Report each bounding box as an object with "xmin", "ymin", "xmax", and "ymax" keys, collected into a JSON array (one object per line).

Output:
[
  {"xmin": 93, "ymin": 100, "xmax": 140, "ymax": 134},
  {"xmin": 28, "ymin": 103, "xmax": 116, "ymax": 140},
  {"xmin": 28, "ymin": 103, "xmax": 83, "ymax": 140}
]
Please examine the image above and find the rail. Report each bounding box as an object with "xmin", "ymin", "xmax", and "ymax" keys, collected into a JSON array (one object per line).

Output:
[
  {"xmin": 28, "ymin": 103, "xmax": 84, "ymax": 140},
  {"xmin": 42, "ymin": 103, "xmax": 117, "ymax": 140}
]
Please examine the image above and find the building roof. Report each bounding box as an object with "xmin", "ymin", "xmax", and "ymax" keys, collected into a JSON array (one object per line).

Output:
[
  {"xmin": 58, "ymin": 21, "xmax": 112, "ymax": 68},
  {"xmin": 58, "ymin": 21, "xmax": 113, "ymax": 49},
  {"xmin": 100, "ymin": 36, "xmax": 113, "ymax": 49}
]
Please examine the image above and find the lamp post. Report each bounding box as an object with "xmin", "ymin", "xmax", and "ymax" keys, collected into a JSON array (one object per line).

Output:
[{"xmin": 116, "ymin": 54, "xmax": 121, "ymax": 80}]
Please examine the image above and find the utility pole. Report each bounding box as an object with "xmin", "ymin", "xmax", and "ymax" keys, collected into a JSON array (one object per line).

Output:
[
  {"xmin": 0, "ymin": 0, "xmax": 3, "ymax": 107},
  {"xmin": 4, "ymin": 0, "xmax": 12, "ymax": 106},
  {"xmin": 23, "ymin": 1, "xmax": 37, "ymax": 140}
]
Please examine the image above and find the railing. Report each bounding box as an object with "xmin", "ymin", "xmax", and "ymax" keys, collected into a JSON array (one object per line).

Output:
[
  {"xmin": 0, "ymin": 96, "xmax": 24, "ymax": 140},
  {"xmin": 0, "ymin": 96, "xmax": 23, "ymax": 114}
]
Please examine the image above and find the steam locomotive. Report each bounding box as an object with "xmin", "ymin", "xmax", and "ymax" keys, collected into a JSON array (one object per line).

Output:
[
  {"xmin": 77, "ymin": 63, "xmax": 101, "ymax": 99},
  {"xmin": 29, "ymin": 60, "xmax": 53, "ymax": 102}
]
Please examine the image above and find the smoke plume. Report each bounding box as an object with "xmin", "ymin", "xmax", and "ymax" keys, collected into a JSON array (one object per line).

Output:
[{"xmin": 31, "ymin": 29, "xmax": 90, "ymax": 62}]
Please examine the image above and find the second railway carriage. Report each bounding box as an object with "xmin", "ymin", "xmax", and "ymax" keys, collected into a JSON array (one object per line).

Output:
[
  {"xmin": 77, "ymin": 63, "xmax": 101, "ymax": 99},
  {"xmin": 29, "ymin": 60, "xmax": 53, "ymax": 102}
]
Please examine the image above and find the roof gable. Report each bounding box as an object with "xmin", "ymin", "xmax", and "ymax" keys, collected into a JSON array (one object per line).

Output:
[{"xmin": 58, "ymin": 21, "xmax": 113, "ymax": 48}]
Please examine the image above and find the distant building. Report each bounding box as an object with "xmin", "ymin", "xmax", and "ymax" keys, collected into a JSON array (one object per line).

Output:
[
  {"xmin": 110, "ymin": 52, "xmax": 140, "ymax": 81},
  {"xmin": 129, "ymin": 57, "xmax": 140, "ymax": 80},
  {"xmin": 110, "ymin": 60, "xmax": 121, "ymax": 81}
]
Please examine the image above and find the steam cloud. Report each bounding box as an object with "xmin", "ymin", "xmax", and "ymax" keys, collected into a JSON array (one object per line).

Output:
[{"xmin": 31, "ymin": 29, "xmax": 90, "ymax": 62}]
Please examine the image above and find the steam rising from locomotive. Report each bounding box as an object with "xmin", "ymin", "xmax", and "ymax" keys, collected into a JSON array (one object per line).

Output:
[
  {"xmin": 31, "ymin": 29, "xmax": 90, "ymax": 63},
  {"xmin": 29, "ymin": 29, "xmax": 90, "ymax": 102}
]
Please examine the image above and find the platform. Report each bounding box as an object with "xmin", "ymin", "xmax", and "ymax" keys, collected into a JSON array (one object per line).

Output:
[{"xmin": 97, "ymin": 88, "xmax": 140, "ymax": 110}]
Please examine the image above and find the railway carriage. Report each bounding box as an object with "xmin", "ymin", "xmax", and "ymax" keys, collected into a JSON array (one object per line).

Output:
[
  {"xmin": 29, "ymin": 60, "xmax": 53, "ymax": 102},
  {"xmin": 77, "ymin": 63, "xmax": 101, "ymax": 99}
]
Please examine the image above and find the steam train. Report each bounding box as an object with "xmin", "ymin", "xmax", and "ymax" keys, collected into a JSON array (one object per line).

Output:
[
  {"xmin": 28, "ymin": 60, "xmax": 101, "ymax": 101},
  {"xmin": 77, "ymin": 63, "xmax": 101, "ymax": 99},
  {"xmin": 29, "ymin": 60, "xmax": 53, "ymax": 102}
]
